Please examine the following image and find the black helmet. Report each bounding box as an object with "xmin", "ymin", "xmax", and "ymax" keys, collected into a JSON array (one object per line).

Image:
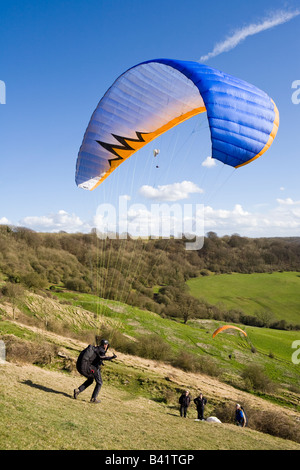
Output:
[{"xmin": 100, "ymin": 339, "xmax": 109, "ymax": 348}]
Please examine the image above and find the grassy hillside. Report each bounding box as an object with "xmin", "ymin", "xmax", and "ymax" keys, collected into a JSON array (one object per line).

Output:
[
  {"xmin": 1, "ymin": 286, "xmax": 300, "ymax": 450},
  {"xmin": 1, "ymin": 360, "xmax": 300, "ymax": 450},
  {"xmin": 187, "ymin": 271, "xmax": 300, "ymax": 325},
  {"xmin": 1, "ymin": 228, "xmax": 300, "ymax": 449},
  {"xmin": 10, "ymin": 287, "xmax": 299, "ymax": 388},
  {"xmin": 1, "ymin": 288, "xmax": 300, "ymax": 392}
]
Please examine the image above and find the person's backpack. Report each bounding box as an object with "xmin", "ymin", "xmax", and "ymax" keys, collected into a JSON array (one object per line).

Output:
[
  {"xmin": 76, "ymin": 345, "xmax": 97, "ymax": 377},
  {"xmin": 241, "ymin": 407, "xmax": 248, "ymax": 427}
]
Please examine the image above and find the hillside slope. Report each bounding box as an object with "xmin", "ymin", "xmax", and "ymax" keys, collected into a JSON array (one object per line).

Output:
[
  {"xmin": 1, "ymin": 360, "xmax": 300, "ymax": 451},
  {"xmin": 1, "ymin": 284, "xmax": 300, "ymax": 450},
  {"xmin": 1, "ymin": 226, "xmax": 300, "ymax": 324},
  {"xmin": 1, "ymin": 312, "xmax": 300, "ymax": 451}
]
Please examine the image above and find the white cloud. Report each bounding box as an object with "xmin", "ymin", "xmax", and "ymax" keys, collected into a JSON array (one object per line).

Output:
[
  {"xmin": 6, "ymin": 196, "xmax": 300, "ymax": 239},
  {"xmin": 139, "ymin": 181, "xmax": 204, "ymax": 201},
  {"xmin": 199, "ymin": 9, "xmax": 300, "ymax": 62},
  {"xmin": 95, "ymin": 197, "xmax": 300, "ymax": 241},
  {"xmin": 0, "ymin": 217, "xmax": 11, "ymax": 225},
  {"xmin": 204, "ymin": 198, "xmax": 300, "ymax": 236},
  {"xmin": 119, "ymin": 194, "xmax": 131, "ymax": 201},
  {"xmin": 20, "ymin": 210, "xmax": 92, "ymax": 233},
  {"xmin": 202, "ymin": 156, "xmax": 216, "ymax": 168},
  {"xmin": 276, "ymin": 197, "xmax": 297, "ymax": 206}
]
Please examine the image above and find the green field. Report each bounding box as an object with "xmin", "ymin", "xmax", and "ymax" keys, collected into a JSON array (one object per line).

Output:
[{"xmin": 187, "ymin": 271, "xmax": 300, "ymax": 325}]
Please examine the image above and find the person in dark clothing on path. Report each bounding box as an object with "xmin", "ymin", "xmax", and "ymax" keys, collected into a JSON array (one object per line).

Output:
[
  {"xmin": 194, "ymin": 392, "xmax": 207, "ymax": 420},
  {"xmin": 179, "ymin": 390, "xmax": 191, "ymax": 418},
  {"xmin": 74, "ymin": 339, "xmax": 116, "ymax": 403}
]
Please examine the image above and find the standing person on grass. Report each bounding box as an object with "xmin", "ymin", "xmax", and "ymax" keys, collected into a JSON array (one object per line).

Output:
[
  {"xmin": 194, "ymin": 392, "xmax": 207, "ymax": 421},
  {"xmin": 179, "ymin": 390, "xmax": 191, "ymax": 418},
  {"xmin": 74, "ymin": 339, "xmax": 117, "ymax": 404}
]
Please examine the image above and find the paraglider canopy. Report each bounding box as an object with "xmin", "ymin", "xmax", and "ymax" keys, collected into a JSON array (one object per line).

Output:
[
  {"xmin": 75, "ymin": 58, "xmax": 279, "ymax": 191},
  {"xmin": 206, "ymin": 416, "xmax": 222, "ymax": 423},
  {"xmin": 212, "ymin": 325, "xmax": 247, "ymax": 338}
]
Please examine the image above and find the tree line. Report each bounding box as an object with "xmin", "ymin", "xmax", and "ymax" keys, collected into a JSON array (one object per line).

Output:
[{"xmin": 1, "ymin": 225, "xmax": 300, "ymax": 329}]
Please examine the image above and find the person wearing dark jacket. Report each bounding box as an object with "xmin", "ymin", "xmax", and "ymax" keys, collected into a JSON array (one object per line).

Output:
[
  {"xmin": 179, "ymin": 390, "xmax": 191, "ymax": 418},
  {"xmin": 74, "ymin": 339, "xmax": 116, "ymax": 403},
  {"xmin": 194, "ymin": 392, "xmax": 207, "ymax": 420}
]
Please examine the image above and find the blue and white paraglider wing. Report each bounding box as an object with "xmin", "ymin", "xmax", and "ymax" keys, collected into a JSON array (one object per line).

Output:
[{"xmin": 75, "ymin": 59, "xmax": 279, "ymax": 191}]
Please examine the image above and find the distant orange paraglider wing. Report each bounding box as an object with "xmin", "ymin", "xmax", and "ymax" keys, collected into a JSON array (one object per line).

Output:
[{"xmin": 212, "ymin": 325, "xmax": 247, "ymax": 339}]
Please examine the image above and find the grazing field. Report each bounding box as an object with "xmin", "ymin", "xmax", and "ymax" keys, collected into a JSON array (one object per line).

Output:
[{"xmin": 187, "ymin": 271, "xmax": 300, "ymax": 325}]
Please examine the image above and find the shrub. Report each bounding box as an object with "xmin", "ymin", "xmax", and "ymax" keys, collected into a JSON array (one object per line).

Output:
[
  {"xmin": 64, "ymin": 277, "xmax": 90, "ymax": 293},
  {"xmin": 197, "ymin": 355, "xmax": 221, "ymax": 377},
  {"xmin": 136, "ymin": 334, "xmax": 172, "ymax": 361},
  {"xmin": 22, "ymin": 272, "xmax": 47, "ymax": 289},
  {"xmin": 252, "ymin": 410, "xmax": 300, "ymax": 442},
  {"xmin": 213, "ymin": 400, "xmax": 300, "ymax": 443},
  {"xmin": 2, "ymin": 334, "xmax": 58, "ymax": 365},
  {"xmin": 213, "ymin": 401, "xmax": 235, "ymax": 424},
  {"xmin": 242, "ymin": 364, "xmax": 277, "ymax": 393},
  {"xmin": 171, "ymin": 351, "xmax": 194, "ymax": 371},
  {"xmin": 171, "ymin": 351, "xmax": 220, "ymax": 377},
  {"xmin": 96, "ymin": 325, "xmax": 137, "ymax": 356}
]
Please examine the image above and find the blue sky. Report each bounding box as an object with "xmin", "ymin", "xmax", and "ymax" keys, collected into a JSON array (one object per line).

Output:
[{"xmin": 1, "ymin": 0, "xmax": 300, "ymax": 237}]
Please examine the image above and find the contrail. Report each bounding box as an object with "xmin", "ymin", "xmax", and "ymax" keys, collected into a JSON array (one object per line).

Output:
[{"xmin": 199, "ymin": 9, "xmax": 300, "ymax": 62}]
